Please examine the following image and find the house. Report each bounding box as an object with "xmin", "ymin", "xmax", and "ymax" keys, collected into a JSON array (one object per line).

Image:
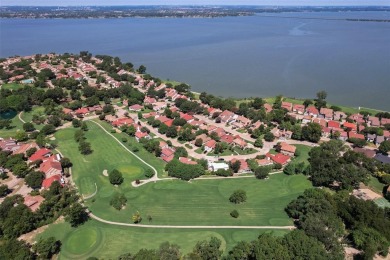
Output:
[
  {"xmin": 349, "ymin": 114, "xmax": 365, "ymax": 124},
  {"xmin": 264, "ymin": 103, "xmax": 273, "ymax": 113},
  {"xmin": 366, "ymin": 134, "xmax": 376, "ymax": 142},
  {"xmin": 327, "ymin": 121, "xmax": 341, "ymax": 129},
  {"xmin": 159, "ymin": 141, "xmax": 169, "ymax": 149},
  {"xmin": 209, "ymin": 162, "xmax": 229, "ymax": 172},
  {"xmin": 135, "ymin": 131, "xmax": 150, "ymax": 142},
  {"xmin": 233, "ymin": 138, "xmax": 247, "ymax": 149},
  {"xmin": 312, "ymin": 118, "xmax": 327, "ymax": 128},
  {"xmin": 152, "ymin": 102, "xmax": 167, "ymax": 111},
  {"xmin": 180, "ymin": 112, "xmax": 194, "ymax": 123},
  {"xmin": 368, "ymin": 116, "xmax": 381, "ymax": 127},
  {"xmin": 179, "ymin": 157, "xmax": 197, "ymax": 165},
  {"xmin": 337, "ymin": 130, "xmax": 349, "ymax": 141},
  {"xmin": 302, "ymin": 115, "xmax": 312, "ymax": 124},
  {"xmin": 279, "ymin": 142, "xmax": 296, "ymax": 156},
  {"xmin": 129, "ymin": 104, "xmax": 143, "ymax": 112},
  {"xmin": 220, "ymin": 134, "xmax": 235, "ymax": 145},
  {"xmin": 333, "ymin": 111, "xmax": 346, "ymax": 121},
  {"xmin": 281, "ymin": 102, "xmax": 293, "ymax": 111},
  {"xmin": 320, "ymin": 107, "xmax": 333, "ymax": 120},
  {"xmin": 160, "ymin": 148, "xmax": 175, "ymax": 162},
  {"xmin": 24, "ymin": 195, "xmax": 44, "ymax": 212},
  {"xmin": 236, "ymin": 116, "xmax": 251, "ymax": 126},
  {"xmin": 42, "ymin": 174, "xmax": 63, "ymax": 189},
  {"xmin": 219, "ymin": 110, "xmax": 236, "ymax": 123},
  {"xmin": 0, "ymin": 138, "xmax": 20, "ymax": 153},
  {"xmin": 256, "ymin": 158, "xmax": 273, "ymax": 167},
  {"xmin": 343, "ymin": 122, "xmax": 357, "ymax": 132},
  {"xmin": 13, "ymin": 142, "xmax": 38, "ymax": 155},
  {"xmin": 62, "ymin": 108, "xmax": 73, "ymax": 115},
  {"xmin": 293, "ymin": 104, "xmax": 305, "ymax": 114},
  {"xmin": 305, "ymin": 106, "xmax": 319, "ymax": 117},
  {"xmin": 267, "ymin": 153, "xmax": 291, "ymax": 166},
  {"xmin": 39, "ymin": 158, "xmax": 62, "ymax": 178},
  {"xmin": 322, "ymin": 127, "xmax": 332, "ymax": 137},
  {"xmin": 112, "ymin": 118, "xmax": 135, "ymax": 128},
  {"xmin": 204, "ymin": 139, "xmax": 217, "ymax": 153},
  {"xmin": 376, "ymin": 136, "xmax": 385, "ymax": 145},
  {"xmin": 230, "ymin": 159, "xmax": 251, "ymax": 173},
  {"xmin": 353, "ymin": 147, "xmax": 376, "ymax": 158},
  {"xmin": 374, "ymin": 154, "xmax": 390, "ymax": 164},
  {"xmin": 29, "ymin": 148, "xmax": 51, "ymax": 162},
  {"xmin": 75, "ymin": 107, "xmax": 89, "ymax": 116},
  {"xmin": 348, "ymin": 132, "xmax": 365, "ymax": 140}
]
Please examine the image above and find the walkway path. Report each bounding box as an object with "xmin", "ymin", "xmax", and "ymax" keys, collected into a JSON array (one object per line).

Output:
[
  {"xmin": 89, "ymin": 213, "xmax": 296, "ymax": 230},
  {"xmin": 18, "ymin": 112, "xmax": 25, "ymax": 123}
]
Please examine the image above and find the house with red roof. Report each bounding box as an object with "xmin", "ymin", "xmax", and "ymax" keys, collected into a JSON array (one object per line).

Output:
[
  {"xmin": 281, "ymin": 102, "xmax": 293, "ymax": 111},
  {"xmin": 230, "ymin": 159, "xmax": 251, "ymax": 173},
  {"xmin": 161, "ymin": 147, "xmax": 175, "ymax": 162},
  {"xmin": 233, "ymin": 137, "xmax": 247, "ymax": 149},
  {"xmin": 305, "ymin": 106, "xmax": 319, "ymax": 117},
  {"xmin": 343, "ymin": 122, "xmax": 357, "ymax": 131},
  {"xmin": 39, "ymin": 158, "xmax": 62, "ymax": 178},
  {"xmin": 257, "ymin": 157, "xmax": 273, "ymax": 167},
  {"xmin": 264, "ymin": 103, "xmax": 273, "ymax": 113},
  {"xmin": 29, "ymin": 148, "xmax": 51, "ymax": 162},
  {"xmin": 63, "ymin": 108, "xmax": 73, "ymax": 115},
  {"xmin": 219, "ymin": 110, "xmax": 237, "ymax": 123},
  {"xmin": 24, "ymin": 195, "xmax": 44, "ymax": 212},
  {"xmin": 220, "ymin": 134, "xmax": 235, "ymax": 144},
  {"xmin": 312, "ymin": 118, "xmax": 327, "ymax": 128},
  {"xmin": 75, "ymin": 107, "xmax": 89, "ymax": 116},
  {"xmin": 0, "ymin": 138, "xmax": 20, "ymax": 153},
  {"xmin": 129, "ymin": 104, "xmax": 143, "ymax": 112},
  {"xmin": 42, "ymin": 175, "xmax": 62, "ymax": 189},
  {"xmin": 204, "ymin": 139, "xmax": 217, "ymax": 153},
  {"xmin": 135, "ymin": 131, "xmax": 150, "ymax": 142},
  {"xmin": 293, "ymin": 104, "xmax": 305, "ymax": 114},
  {"xmin": 179, "ymin": 157, "xmax": 197, "ymax": 165},
  {"xmin": 348, "ymin": 132, "xmax": 365, "ymax": 140},
  {"xmin": 320, "ymin": 107, "xmax": 334, "ymax": 120},
  {"xmin": 368, "ymin": 116, "xmax": 381, "ymax": 127},
  {"xmin": 328, "ymin": 121, "xmax": 341, "ymax": 129},
  {"xmin": 267, "ymin": 153, "xmax": 291, "ymax": 166},
  {"xmin": 280, "ymin": 142, "xmax": 296, "ymax": 157},
  {"xmin": 13, "ymin": 142, "xmax": 38, "ymax": 155},
  {"xmin": 112, "ymin": 118, "xmax": 135, "ymax": 128},
  {"xmin": 180, "ymin": 112, "xmax": 194, "ymax": 123}
]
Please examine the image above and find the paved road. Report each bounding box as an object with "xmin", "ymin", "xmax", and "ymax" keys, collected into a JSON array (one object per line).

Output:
[{"xmin": 89, "ymin": 213, "xmax": 296, "ymax": 230}]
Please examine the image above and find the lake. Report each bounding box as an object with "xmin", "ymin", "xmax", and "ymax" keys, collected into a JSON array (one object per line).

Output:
[{"xmin": 1, "ymin": 11, "xmax": 389, "ymax": 110}]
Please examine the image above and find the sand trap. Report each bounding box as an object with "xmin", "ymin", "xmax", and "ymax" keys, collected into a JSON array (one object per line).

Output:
[
  {"xmin": 102, "ymin": 170, "xmax": 108, "ymax": 177},
  {"xmin": 49, "ymin": 137, "xmax": 56, "ymax": 140}
]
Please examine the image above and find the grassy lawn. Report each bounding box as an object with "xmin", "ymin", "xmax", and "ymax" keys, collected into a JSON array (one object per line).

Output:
[
  {"xmin": 1, "ymin": 83, "xmax": 24, "ymax": 90},
  {"xmin": 292, "ymin": 144, "xmax": 312, "ymax": 166},
  {"xmin": 367, "ymin": 176, "xmax": 385, "ymax": 194},
  {"xmin": 38, "ymin": 220, "xmax": 288, "ymax": 260},
  {"xmin": 46, "ymin": 120, "xmax": 313, "ymax": 259},
  {"xmin": 0, "ymin": 111, "xmax": 24, "ymax": 138},
  {"xmin": 233, "ymin": 147, "xmax": 258, "ymax": 155}
]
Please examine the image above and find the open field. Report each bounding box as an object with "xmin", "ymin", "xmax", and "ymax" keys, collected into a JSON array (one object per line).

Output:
[
  {"xmin": 0, "ymin": 111, "xmax": 23, "ymax": 138},
  {"xmin": 1, "ymin": 83, "xmax": 24, "ymax": 90},
  {"xmin": 292, "ymin": 144, "xmax": 312, "ymax": 166},
  {"xmin": 38, "ymin": 219, "xmax": 289, "ymax": 259}
]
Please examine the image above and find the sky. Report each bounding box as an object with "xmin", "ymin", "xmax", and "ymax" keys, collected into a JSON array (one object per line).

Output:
[{"xmin": 1, "ymin": 0, "xmax": 389, "ymax": 6}]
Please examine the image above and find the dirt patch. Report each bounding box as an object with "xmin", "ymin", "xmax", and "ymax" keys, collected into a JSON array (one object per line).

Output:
[
  {"xmin": 103, "ymin": 169, "xmax": 108, "ymax": 177},
  {"xmin": 353, "ymin": 188, "xmax": 383, "ymax": 200}
]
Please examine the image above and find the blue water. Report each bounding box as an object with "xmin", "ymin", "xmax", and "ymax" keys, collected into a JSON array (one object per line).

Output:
[{"xmin": 1, "ymin": 11, "xmax": 389, "ymax": 110}]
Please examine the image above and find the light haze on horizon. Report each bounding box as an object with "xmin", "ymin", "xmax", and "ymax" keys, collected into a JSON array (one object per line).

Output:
[{"xmin": 1, "ymin": 0, "xmax": 389, "ymax": 6}]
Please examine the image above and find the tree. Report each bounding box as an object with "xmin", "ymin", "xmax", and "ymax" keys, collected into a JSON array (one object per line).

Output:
[
  {"xmin": 65, "ymin": 202, "xmax": 88, "ymax": 227},
  {"xmin": 230, "ymin": 210, "xmax": 239, "ymax": 218},
  {"xmin": 379, "ymin": 140, "xmax": 390, "ymax": 155},
  {"xmin": 78, "ymin": 141, "xmax": 92, "ymax": 155},
  {"xmin": 109, "ymin": 169, "xmax": 124, "ymax": 185},
  {"xmin": 348, "ymin": 137, "xmax": 367, "ymax": 148},
  {"xmin": 302, "ymin": 123, "xmax": 322, "ymax": 143},
  {"xmin": 60, "ymin": 157, "xmax": 72, "ymax": 168},
  {"xmin": 72, "ymin": 118, "xmax": 81, "ymax": 128},
  {"xmin": 166, "ymin": 126, "xmax": 178, "ymax": 138},
  {"xmin": 229, "ymin": 190, "xmax": 247, "ymax": 204},
  {"xmin": 34, "ymin": 236, "xmax": 61, "ymax": 259},
  {"xmin": 189, "ymin": 237, "xmax": 222, "ymax": 260},
  {"xmin": 25, "ymin": 171, "xmax": 44, "ymax": 189},
  {"xmin": 110, "ymin": 193, "xmax": 127, "ymax": 210},
  {"xmin": 255, "ymin": 166, "xmax": 271, "ymax": 179},
  {"xmin": 81, "ymin": 122, "xmax": 88, "ymax": 131},
  {"xmin": 12, "ymin": 162, "xmax": 30, "ymax": 178},
  {"xmin": 254, "ymin": 137, "xmax": 263, "ymax": 148},
  {"xmin": 14, "ymin": 131, "xmax": 28, "ymax": 142},
  {"xmin": 316, "ymin": 90, "xmax": 327, "ymax": 101},
  {"xmin": 158, "ymin": 242, "xmax": 182, "ymax": 260},
  {"xmin": 264, "ymin": 132, "xmax": 275, "ymax": 142},
  {"xmin": 40, "ymin": 124, "xmax": 56, "ymax": 135},
  {"xmin": 230, "ymin": 160, "xmax": 241, "ymax": 173},
  {"xmin": 26, "ymin": 147, "xmax": 37, "ymax": 157},
  {"xmin": 137, "ymin": 65, "xmax": 146, "ymax": 74},
  {"xmin": 303, "ymin": 99, "xmax": 313, "ymax": 108},
  {"xmin": 132, "ymin": 211, "xmax": 142, "ymax": 223},
  {"xmin": 23, "ymin": 122, "xmax": 35, "ymax": 132},
  {"xmin": 0, "ymin": 238, "xmax": 35, "ymax": 260},
  {"xmin": 252, "ymin": 97, "xmax": 265, "ymax": 109},
  {"xmin": 283, "ymin": 162, "xmax": 296, "ymax": 175},
  {"xmin": 0, "ymin": 184, "xmax": 10, "ymax": 197},
  {"xmin": 36, "ymin": 133, "xmax": 47, "ymax": 147},
  {"xmin": 195, "ymin": 138, "xmax": 203, "ymax": 147}
]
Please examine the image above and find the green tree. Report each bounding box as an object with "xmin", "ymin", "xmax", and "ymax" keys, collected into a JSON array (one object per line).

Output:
[
  {"xmin": 78, "ymin": 141, "xmax": 92, "ymax": 155},
  {"xmin": 110, "ymin": 193, "xmax": 127, "ymax": 210},
  {"xmin": 23, "ymin": 122, "xmax": 35, "ymax": 132},
  {"xmin": 254, "ymin": 166, "xmax": 271, "ymax": 179},
  {"xmin": 137, "ymin": 65, "xmax": 146, "ymax": 74},
  {"xmin": 230, "ymin": 209, "xmax": 239, "ymax": 218},
  {"xmin": 379, "ymin": 140, "xmax": 390, "ymax": 155},
  {"xmin": 60, "ymin": 157, "xmax": 72, "ymax": 168},
  {"xmin": 25, "ymin": 171, "xmax": 44, "ymax": 189},
  {"xmin": 0, "ymin": 184, "xmax": 10, "ymax": 197},
  {"xmin": 189, "ymin": 237, "xmax": 222, "ymax": 260},
  {"xmin": 254, "ymin": 137, "xmax": 263, "ymax": 148},
  {"xmin": 145, "ymin": 168, "xmax": 154, "ymax": 178},
  {"xmin": 229, "ymin": 190, "xmax": 247, "ymax": 204},
  {"xmin": 40, "ymin": 124, "xmax": 56, "ymax": 135},
  {"xmin": 132, "ymin": 211, "xmax": 142, "ymax": 223},
  {"xmin": 65, "ymin": 203, "xmax": 88, "ymax": 227},
  {"xmin": 34, "ymin": 236, "xmax": 61, "ymax": 259},
  {"xmin": 14, "ymin": 131, "xmax": 28, "ymax": 142},
  {"xmin": 264, "ymin": 132, "xmax": 275, "ymax": 142},
  {"xmin": 302, "ymin": 123, "xmax": 322, "ymax": 143},
  {"xmin": 109, "ymin": 169, "xmax": 124, "ymax": 185}
]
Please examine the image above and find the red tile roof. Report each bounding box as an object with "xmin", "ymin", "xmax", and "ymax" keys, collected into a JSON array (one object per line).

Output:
[
  {"xmin": 42, "ymin": 174, "xmax": 62, "ymax": 189},
  {"xmin": 29, "ymin": 148, "xmax": 51, "ymax": 162}
]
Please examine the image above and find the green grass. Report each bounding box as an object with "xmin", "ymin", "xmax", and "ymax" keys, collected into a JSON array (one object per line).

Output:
[
  {"xmin": 233, "ymin": 147, "xmax": 257, "ymax": 155},
  {"xmin": 0, "ymin": 112, "xmax": 24, "ymax": 138},
  {"xmin": 292, "ymin": 144, "xmax": 312, "ymax": 166},
  {"xmin": 1, "ymin": 83, "xmax": 24, "ymax": 90},
  {"xmin": 50, "ymin": 120, "xmax": 312, "ymax": 259},
  {"xmin": 367, "ymin": 176, "xmax": 385, "ymax": 194},
  {"xmin": 38, "ymin": 219, "xmax": 288, "ymax": 259},
  {"xmin": 374, "ymin": 198, "xmax": 390, "ymax": 209}
]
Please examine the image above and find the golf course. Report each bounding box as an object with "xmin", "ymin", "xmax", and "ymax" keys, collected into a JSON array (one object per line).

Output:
[{"xmin": 38, "ymin": 120, "xmax": 313, "ymax": 258}]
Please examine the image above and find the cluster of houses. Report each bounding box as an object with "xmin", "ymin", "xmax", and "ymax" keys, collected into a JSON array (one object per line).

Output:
[{"xmin": 0, "ymin": 138, "xmax": 66, "ymax": 212}]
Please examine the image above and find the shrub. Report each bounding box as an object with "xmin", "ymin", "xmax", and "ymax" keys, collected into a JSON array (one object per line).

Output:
[
  {"xmin": 132, "ymin": 147, "xmax": 139, "ymax": 152},
  {"xmin": 215, "ymin": 169, "xmax": 233, "ymax": 177},
  {"xmin": 109, "ymin": 169, "xmax": 124, "ymax": 185},
  {"xmin": 145, "ymin": 168, "xmax": 154, "ymax": 178},
  {"xmin": 230, "ymin": 210, "xmax": 239, "ymax": 218},
  {"xmin": 255, "ymin": 166, "xmax": 271, "ymax": 179},
  {"xmin": 110, "ymin": 193, "xmax": 127, "ymax": 210}
]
